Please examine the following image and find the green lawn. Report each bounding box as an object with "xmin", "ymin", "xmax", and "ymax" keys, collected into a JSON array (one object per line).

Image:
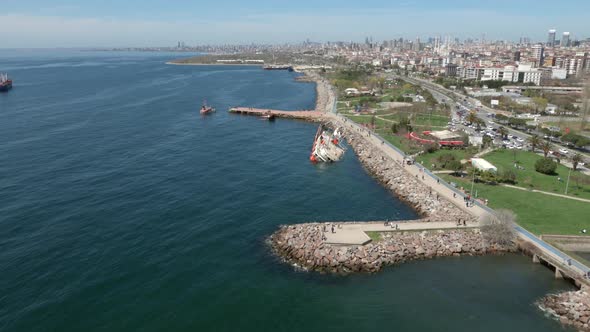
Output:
[
  {"xmin": 441, "ymin": 174, "xmax": 590, "ymax": 236},
  {"xmin": 416, "ymin": 148, "xmax": 476, "ymax": 170},
  {"xmin": 482, "ymin": 149, "xmax": 590, "ymax": 199},
  {"xmin": 375, "ymin": 129, "xmax": 423, "ymax": 155},
  {"xmin": 343, "ymin": 114, "xmax": 392, "ymax": 128}
]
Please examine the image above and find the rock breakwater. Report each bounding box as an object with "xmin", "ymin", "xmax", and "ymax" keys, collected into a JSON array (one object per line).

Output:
[
  {"xmin": 269, "ymin": 223, "xmax": 512, "ymax": 273},
  {"xmin": 327, "ymin": 120, "xmax": 474, "ymax": 223},
  {"xmin": 539, "ymin": 289, "xmax": 590, "ymax": 331}
]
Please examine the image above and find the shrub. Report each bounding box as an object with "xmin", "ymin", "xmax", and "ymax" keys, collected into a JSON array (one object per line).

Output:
[
  {"xmin": 424, "ymin": 143, "xmax": 439, "ymax": 153},
  {"xmin": 534, "ymin": 158, "xmax": 557, "ymax": 175},
  {"xmin": 391, "ymin": 123, "xmax": 399, "ymax": 134},
  {"xmin": 499, "ymin": 169, "xmax": 517, "ymax": 184},
  {"xmin": 448, "ymin": 160, "xmax": 463, "ymax": 174},
  {"xmin": 436, "ymin": 152, "xmax": 456, "ymax": 164},
  {"xmin": 481, "ymin": 209, "xmax": 517, "ymax": 248}
]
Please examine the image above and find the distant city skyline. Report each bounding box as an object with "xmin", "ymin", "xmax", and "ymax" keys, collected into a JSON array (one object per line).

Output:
[{"xmin": 3, "ymin": 0, "xmax": 590, "ymax": 48}]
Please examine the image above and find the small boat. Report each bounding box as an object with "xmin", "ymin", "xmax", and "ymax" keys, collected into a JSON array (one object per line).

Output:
[
  {"xmin": 0, "ymin": 73, "xmax": 12, "ymax": 92},
  {"xmin": 200, "ymin": 100, "xmax": 215, "ymax": 115}
]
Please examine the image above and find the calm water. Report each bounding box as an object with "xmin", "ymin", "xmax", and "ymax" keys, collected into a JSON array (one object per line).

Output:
[{"xmin": 0, "ymin": 51, "xmax": 574, "ymax": 331}]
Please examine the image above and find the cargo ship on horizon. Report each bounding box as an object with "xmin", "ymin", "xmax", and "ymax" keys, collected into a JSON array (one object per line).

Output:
[{"xmin": 0, "ymin": 73, "xmax": 12, "ymax": 92}]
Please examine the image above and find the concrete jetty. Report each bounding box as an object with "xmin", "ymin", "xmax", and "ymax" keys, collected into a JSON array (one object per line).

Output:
[
  {"xmin": 229, "ymin": 107, "xmax": 325, "ymax": 121},
  {"xmin": 323, "ymin": 220, "xmax": 480, "ymax": 246}
]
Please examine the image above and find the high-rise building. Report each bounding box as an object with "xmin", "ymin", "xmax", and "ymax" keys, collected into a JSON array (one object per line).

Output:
[
  {"xmin": 561, "ymin": 32, "xmax": 571, "ymax": 47},
  {"xmin": 513, "ymin": 51, "xmax": 521, "ymax": 61},
  {"xmin": 413, "ymin": 38, "xmax": 421, "ymax": 52},
  {"xmin": 532, "ymin": 44, "xmax": 545, "ymax": 66},
  {"xmin": 547, "ymin": 29, "xmax": 556, "ymax": 47}
]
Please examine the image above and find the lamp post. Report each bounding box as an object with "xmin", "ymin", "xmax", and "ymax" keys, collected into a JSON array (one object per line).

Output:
[
  {"xmin": 470, "ymin": 168, "xmax": 476, "ymax": 195},
  {"xmin": 565, "ymin": 168, "xmax": 572, "ymax": 195}
]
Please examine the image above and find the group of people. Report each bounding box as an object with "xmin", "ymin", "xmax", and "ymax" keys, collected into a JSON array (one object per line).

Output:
[
  {"xmin": 463, "ymin": 195, "xmax": 475, "ymax": 207},
  {"xmin": 456, "ymin": 219, "xmax": 468, "ymax": 226},
  {"xmin": 384, "ymin": 221, "xmax": 400, "ymax": 230}
]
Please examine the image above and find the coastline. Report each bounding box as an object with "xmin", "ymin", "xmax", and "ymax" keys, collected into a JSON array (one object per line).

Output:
[
  {"xmin": 291, "ymin": 71, "xmax": 590, "ymax": 330},
  {"xmin": 266, "ymin": 71, "xmax": 488, "ymax": 273},
  {"xmin": 165, "ymin": 61, "xmax": 263, "ymax": 66}
]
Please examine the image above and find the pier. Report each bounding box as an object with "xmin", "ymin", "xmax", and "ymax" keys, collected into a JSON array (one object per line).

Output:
[
  {"xmin": 323, "ymin": 220, "xmax": 480, "ymax": 245},
  {"xmin": 229, "ymin": 107, "xmax": 325, "ymax": 121}
]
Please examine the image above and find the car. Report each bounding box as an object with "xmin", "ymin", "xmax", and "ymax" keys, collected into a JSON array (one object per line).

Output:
[
  {"xmin": 512, "ymin": 135, "xmax": 518, "ymax": 139},
  {"xmin": 517, "ymin": 138, "xmax": 524, "ymax": 142},
  {"xmin": 559, "ymin": 148, "xmax": 569, "ymax": 154}
]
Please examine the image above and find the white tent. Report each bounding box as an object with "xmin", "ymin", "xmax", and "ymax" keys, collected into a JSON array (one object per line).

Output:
[{"xmin": 471, "ymin": 158, "xmax": 497, "ymax": 173}]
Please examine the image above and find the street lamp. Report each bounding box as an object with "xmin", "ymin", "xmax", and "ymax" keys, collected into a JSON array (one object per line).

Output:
[{"xmin": 565, "ymin": 168, "xmax": 572, "ymax": 195}]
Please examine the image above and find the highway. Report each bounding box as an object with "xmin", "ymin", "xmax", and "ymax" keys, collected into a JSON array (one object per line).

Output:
[{"xmin": 394, "ymin": 74, "xmax": 590, "ymax": 163}]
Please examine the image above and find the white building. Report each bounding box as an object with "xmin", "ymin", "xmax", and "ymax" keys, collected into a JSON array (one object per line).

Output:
[
  {"xmin": 478, "ymin": 65, "xmax": 542, "ymax": 85},
  {"xmin": 551, "ymin": 68, "xmax": 568, "ymax": 79},
  {"xmin": 471, "ymin": 158, "xmax": 497, "ymax": 173}
]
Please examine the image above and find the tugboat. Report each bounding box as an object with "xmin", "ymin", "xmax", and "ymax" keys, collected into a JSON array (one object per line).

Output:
[
  {"xmin": 200, "ymin": 100, "xmax": 215, "ymax": 115},
  {"xmin": 0, "ymin": 73, "xmax": 12, "ymax": 92}
]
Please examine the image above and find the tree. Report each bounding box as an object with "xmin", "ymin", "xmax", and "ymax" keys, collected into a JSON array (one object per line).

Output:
[
  {"xmin": 535, "ymin": 158, "xmax": 557, "ymax": 175},
  {"xmin": 448, "ymin": 160, "xmax": 463, "ymax": 175},
  {"xmin": 482, "ymin": 135, "xmax": 493, "ymax": 148},
  {"xmin": 540, "ymin": 141, "xmax": 551, "ymax": 158},
  {"xmin": 532, "ymin": 97, "xmax": 548, "ymax": 114},
  {"xmin": 481, "ymin": 209, "xmax": 517, "ymax": 248},
  {"xmin": 572, "ymin": 153, "xmax": 583, "ymax": 171},
  {"xmin": 466, "ymin": 111, "xmax": 478, "ymax": 124},
  {"xmin": 499, "ymin": 169, "xmax": 517, "ymax": 184},
  {"xmin": 498, "ymin": 126, "xmax": 508, "ymax": 139},
  {"xmin": 581, "ymin": 77, "xmax": 590, "ymax": 131},
  {"xmin": 527, "ymin": 134, "xmax": 540, "ymax": 152}
]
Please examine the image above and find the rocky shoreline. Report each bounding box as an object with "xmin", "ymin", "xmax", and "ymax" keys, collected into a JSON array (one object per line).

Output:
[
  {"xmin": 329, "ymin": 121, "xmax": 474, "ymax": 222},
  {"xmin": 267, "ymin": 71, "xmax": 483, "ymax": 274},
  {"xmin": 268, "ymin": 223, "xmax": 512, "ymax": 273},
  {"xmin": 539, "ymin": 289, "xmax": 590, "ymax": 331}
]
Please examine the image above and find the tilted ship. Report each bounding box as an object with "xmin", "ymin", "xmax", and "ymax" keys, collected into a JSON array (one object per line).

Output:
[
  {"xmin": 0, "ymin": 73, "xmax": 12, "ymax": 92},
  {"xmin": 310, "ymin": 125, "xmax": 345, "ymax": 163}
]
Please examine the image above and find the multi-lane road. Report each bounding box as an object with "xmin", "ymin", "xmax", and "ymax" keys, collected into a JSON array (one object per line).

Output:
[{"xmin": 394, "ymin": 74, "xmax": 590, "ymax": 164}]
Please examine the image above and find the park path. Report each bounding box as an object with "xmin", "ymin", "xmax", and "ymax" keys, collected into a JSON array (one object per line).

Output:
[
  {"xmin": 324, "ymin": 111, "xmax": 590, "ymax": 278},
  {"xmin": 327, "ymin": 112, "xmax": 490, "ymax": 220},
  {"xmin": 500, "ymin": 184, "xmax": 590, "ymax": 203}
]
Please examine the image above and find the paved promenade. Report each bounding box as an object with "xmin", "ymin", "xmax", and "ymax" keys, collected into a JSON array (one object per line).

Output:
[
  {"xmin": 324, "ymin": 112, "xmax": 590, "ymax": 279},
  {"xmin": 326, "ymin": 112, "xmax": 490, "ymax": 220},
  {"xmin": 324, "ymin": 221, "xmax": 478, "ymax": 245}
]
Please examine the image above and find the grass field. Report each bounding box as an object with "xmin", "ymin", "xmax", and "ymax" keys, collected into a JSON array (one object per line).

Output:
[
  {"xmin": 374, "ymin": 129, "xmax": 423, "ymax": 155},
  {"xmin": 441, "ymin": 174, "xmax": 589, "ymax": 236},
  {"xmin": 380, "ymin": 113, "xmax": 449, "ymax": 129},
  {"xmin": 415, "ymin": 149, "xmax": 476, "ymax": 170},
  {"xmin": 482, "ymin": 149, "xmax": 590, "ymax": 199}
]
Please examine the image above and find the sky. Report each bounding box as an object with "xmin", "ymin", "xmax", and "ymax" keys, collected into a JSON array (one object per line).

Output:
[{"xmin": 2, "ymin": 0, "xmax": 590, "ymax": 48}]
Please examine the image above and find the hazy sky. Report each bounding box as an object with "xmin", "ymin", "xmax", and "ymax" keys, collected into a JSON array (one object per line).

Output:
[{"xmin": 3, "ymin": 0, "xmax": 590, "ymax": 47}]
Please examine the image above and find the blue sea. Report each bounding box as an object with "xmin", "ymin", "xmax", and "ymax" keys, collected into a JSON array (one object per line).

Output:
[{"xmin": 0, "ymin": 50, "xmax": 574, "ymax": 331}]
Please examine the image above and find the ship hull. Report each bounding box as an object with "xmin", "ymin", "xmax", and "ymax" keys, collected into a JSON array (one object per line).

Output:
[{"xmin": 0, "ymin": 82, "xmax": 12, "ymax": 92}]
